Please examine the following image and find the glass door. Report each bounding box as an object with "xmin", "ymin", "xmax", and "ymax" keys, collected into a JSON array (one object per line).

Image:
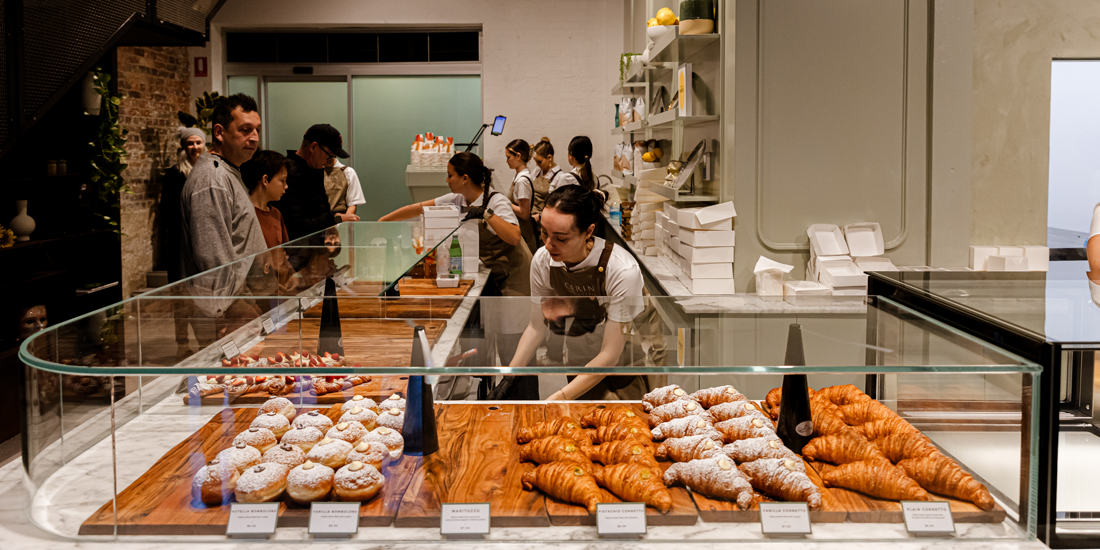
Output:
[{"xmin": 264, "ymin": 78, "xmax": 351, "ymax": 160}]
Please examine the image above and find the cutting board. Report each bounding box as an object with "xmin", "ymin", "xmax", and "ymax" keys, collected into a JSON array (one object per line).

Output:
[
  {"xmin": 541, "ymin": 403, "xmax": 698, "ymax": 526},
  {"xmin": 394, "ymin": 403, "xmax": 549, "ymax": 528},
  {"xmin": 79, "ymin": 405, "xmax": 418, "ymax": 535},
  {"xmin": 302, "ymin": 279, "xmax": 474, "ymax": 320}
]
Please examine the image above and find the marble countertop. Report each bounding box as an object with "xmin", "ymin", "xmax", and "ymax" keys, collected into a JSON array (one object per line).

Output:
[{"xmin": 3, "ymin": 375, "xmax": 1047, "ymax": 550}]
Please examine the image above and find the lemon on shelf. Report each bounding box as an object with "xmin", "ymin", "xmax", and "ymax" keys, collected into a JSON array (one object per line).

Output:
[
  {"xmin": 652, "ymin": 147, "xmax": 663, "ymax": 160},
  {"xmin": 656, "ymin": 7, "xmax": 676, "ymax": 26},
  {"xmin": 648, "ymin": 18, "xmax": 659, "ymax": 27}
]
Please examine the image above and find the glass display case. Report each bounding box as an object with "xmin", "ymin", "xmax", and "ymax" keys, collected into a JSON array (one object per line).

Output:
[
  {"xmin": 17, "ymin": 223, "xmax": 1040, "ymax": 544},
  {"xmin": 868, "ymin": 260, "xmax": 1098, "ymax": 548}
]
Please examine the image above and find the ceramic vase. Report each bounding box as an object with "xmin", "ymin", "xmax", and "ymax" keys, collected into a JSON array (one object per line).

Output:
[
  {"xmin": 10, "ymin": 200, "xmax": 35, "ymax": 242},
  {"xmin": 82, "ymin": 72, "xmax": 101, "ymax": 116}
]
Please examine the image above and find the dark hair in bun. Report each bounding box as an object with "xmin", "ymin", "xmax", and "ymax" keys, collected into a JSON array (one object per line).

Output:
[
  {"xmin": 448, "ymin": 151, "xmax": 493, "ymax": 189},
  {"xmin": 567, "ymin": 135, "xmax": 595, "ymax": 191},
  {"xmin": 544, "ymin": 185, "xmax": 606, "ymax": 236},
  {"xmin": 506, "ymin": 139, "xmax": 531, "ymax": 163}
]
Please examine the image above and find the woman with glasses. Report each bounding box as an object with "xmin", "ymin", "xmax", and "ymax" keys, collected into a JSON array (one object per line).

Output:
[{"xmin": 506, "ymin": 185, "xmax": 661, "ymax": 401}]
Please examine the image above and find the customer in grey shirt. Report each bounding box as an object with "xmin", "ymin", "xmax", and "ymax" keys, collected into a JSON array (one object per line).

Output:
[{"xmin": 180, "ymin": 93, "xmax": 266, "ymax": 279}]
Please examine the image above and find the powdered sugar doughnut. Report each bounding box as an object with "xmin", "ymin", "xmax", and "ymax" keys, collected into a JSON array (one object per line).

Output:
[
  {"xmin": 347, "ymin": 440, "xmax": 388, "ymax": 470},
  {"xmin": 262, "ymin": 443, "xmax": 307, "ymax": 468},
  {"xmin": 305, "ymin": 437, "xmax": 353, "ymax": 469},
  {"xmin": 233, "ymin": 427, "xmax": 277, "ymax": 453},
  {"xmin": 235, "ymin": 462, "xmax": 289, "ymax": 503},
  {"xmin": 217, "ymin": 442, "xmax": 262, "ymax": 472},
  {"xmin": 333, "ymin": 461, "xmax": 385, "ymax": 501},
  {"xmin": 341, "ymin": 395, "xmax": 379, "ymax": 413},
  {"xmin": 326, "ymin": 420, "xmax": 367, "ymax": 445},
  {"xmin": 376, "ymin": 407, "xmax": 404, "ymax": 433},
  {"xmin": 250, "ymin": 411, "xmax": 291, "ymax": 439},
  {"xmin": 293, "ymin": 409, "xmax": 334, "ymax": 432},
  {"xmin": 260, "ymin": 396, "xmax": 296, "ymax": 421},
  {"xmin": 281, "ymin": 426, "xmax": 324, "ymax": 453},
  {"xmin": 382, "ymin": 393, "xmax": 406, "ymax": 410},
  {"xmin": 286, "ymin": 460, "xmax": 334, "ymax": 503},
  {"xmin": 360, "ymin": 427, "xmax": 404, "ymax": 460},
  {"xmin": 339, "ymin": 406, "xmax": 378, "ymax": 431},
  {"xmin": 192, "ymin": 458, "xmax": 239, "ymax": 505}
]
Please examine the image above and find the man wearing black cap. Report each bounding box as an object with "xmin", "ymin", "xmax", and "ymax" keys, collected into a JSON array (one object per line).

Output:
[{"xmin": 276, "ymin": 123, "xmax": 360, "ymax": 240}]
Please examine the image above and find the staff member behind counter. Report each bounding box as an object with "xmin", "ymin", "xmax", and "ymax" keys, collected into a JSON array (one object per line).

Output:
[
  {"xmin": 381, "ymin": 152, "xmax": 534, "ymax": 396},
  {"xmin": 507, "ymin": 186, "xmax": 663, "ymax": 401}
]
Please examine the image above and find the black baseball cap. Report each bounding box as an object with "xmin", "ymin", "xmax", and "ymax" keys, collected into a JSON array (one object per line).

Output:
[{"xmin": 303, "ymin": 123, "xmax": 349, "ymax": 158}]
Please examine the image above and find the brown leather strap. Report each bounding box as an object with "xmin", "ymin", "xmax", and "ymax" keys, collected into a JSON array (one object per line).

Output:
[{"xmin": 597, "ymin": 239, "xmax": 615, "ymax": 270}]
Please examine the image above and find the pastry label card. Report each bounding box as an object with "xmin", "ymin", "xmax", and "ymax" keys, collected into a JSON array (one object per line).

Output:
[
  {"xmin": 759, "ymin": 502, "xmax": 811, "ymax": 535},
  {"xmin": 261, "ymin": 317, "xmax": 276, "ymax": 335},
  {"xmin": 309, "ymin": 502, "xmax": 360, "ymax": 536},
  {"xmin": 597, "ymin": 503, "xmax": 647, "ymax": 535},
  {"xmin": 220, "ymin": 340, "xmax": 240, "ymax": 359},
  {"xmin": 299, "ymin": 297, "xmax": 311, "ymax": 312},
  {"xmin": 441, "ymin": 503, "xmax": 490, "ymax": 535},
  {"xmin": 226, "ymin": 503, "xmax": 278, "ymax": 536},
  {"xmin": 902, "ymin": 501, "xmax": 955, "ymax": 534}
]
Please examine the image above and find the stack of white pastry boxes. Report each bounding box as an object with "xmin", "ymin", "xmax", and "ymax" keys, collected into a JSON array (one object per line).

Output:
[
  {"xmin": 655, "ymin": 201, "xmax": 737, "ymax": 294},
  {"xmin": 422, "ymin": 206, "xmax": 478, "ymax": 275},
  {"xmin": 629, "ymin": 187, "xmax": 667, "ymax": 255},
  {"xmin": 968, "ymin": 246, "xmax": 1049, "ymax": 272},
  {"xmin": 806, "ymin": 223, "xmax": 896, "ymax": 296}
]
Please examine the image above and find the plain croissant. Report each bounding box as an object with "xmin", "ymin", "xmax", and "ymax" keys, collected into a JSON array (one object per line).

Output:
[
  {"xmin": 582, "ymin": 439, "xmax": 658, "ymax": 467},
  {"xmin": 580, "ymin": 406, "xmax": 646, "ymax": 428},
  {"xmin": 521, "ymin": 462, "xmax": 614, "ymax": 514},
  {"xmin": 801, "ymin": 434, "xmax": 891, "ymax": 465},
  {"xmin": 593, "ymin": 463, "xmax": 673, "ymax": 513},
  {"xmin": 518, "ymin": 435, "xmax": 595, "ymax": 472},
  {"xmin": 820, "ymin": 460, "xmax": 930, "ymax": 501},
  {"xmin": 516, "ymin": 418, "xmax": 594, "ymax": 445},
  {"xmin": 873, "ymin": 432, "xmax": 941, "ymax": 463},
  {"xmin": 592, "ymin": 423, "xmax": 654, "ymax": 444},
  {"xmin": 898, "ymin": 455, "xmax": 995, "ymax": 510}
]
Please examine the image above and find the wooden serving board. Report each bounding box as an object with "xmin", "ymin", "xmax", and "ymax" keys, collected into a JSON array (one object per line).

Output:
[
  {"xmin": 541, "ymin": 403, "xmax": 698, "ymax": 526},
  {"xmin": 805, "ymin": 460, "xmax": 1007, "ymax": 523},
  {"xmin": 394, "ymin": 403, "xmax": 549, "ymax": 528},
  {"xmin": 79, "ymin": 405, "xmax": 418, "ymax": 535},
  {"xmin": 184, "ymin": 376, "xmax": 409, "ymax": 407},
  {"xmin": 302, "ymin": 279, "xmax": 474, "ymax": 320},
  {"xmin": 689, "ymin": 458, "xmax": 848, "ymax": 523}
]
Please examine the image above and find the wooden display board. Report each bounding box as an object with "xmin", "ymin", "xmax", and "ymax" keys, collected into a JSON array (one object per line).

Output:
[{"xmin": 302, "ymin": 279, "xmax": 475, "ymax": 320}]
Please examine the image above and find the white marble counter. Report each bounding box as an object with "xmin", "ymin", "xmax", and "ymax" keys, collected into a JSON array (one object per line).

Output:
[{"xmin": 2, "ymin": 376, "xmax": 1047, "ymax": 549}]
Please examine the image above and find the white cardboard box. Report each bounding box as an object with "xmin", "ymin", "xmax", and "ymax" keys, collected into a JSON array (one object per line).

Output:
[
  {"xmin": 671, "ymin": 236, "xmax": 681, "ymax": 251},
  {"xmin": 988, "ymin": 255, "xmax": 1029, "ymax": 271},
  {"xmin": 969, "ymin": 246, "xmax": 998, "ymax": 271},
  {"xmin": 425, "ymin": 217, "xmax": 460, "ymax": 229},
  {"xmin": 679, "ymin": 227, "xmax": 735, "ymax": 247},
  {"xmin": 423, "ymin": 205, "xmax": 461, "ymax": 217},
  {"xmin": 998, "ymin": 246, "xmax": 1024, "ymax": 257},
  {"xmin": 676, "ymin": 273, "xmax": 736, "ymax": 295},
  {"xmin": 1022, "ymin": 246, "xmax": 1049, "ymax": 272},
  {"xmin": 676, "ymin": 205, "xmax": 735, "ymax": 230},
  {"xmin": 830, "ymin": 286, "xmax": 868, "ymax": 296},
  {"xmin": 645, "ymin": 246, "xmax": 658, "ymax": 256},
  {"xmin": 640, "ymin": 220, "xmax": 655, "ymax": 230},
  {"xmin": 679, "ymin": 243, "xmax": 734, "ymax": 263},
  {"xmin": 818, "ymin": 261, "xmax": 868, "ymax": 287},
  {"xmin": 639, "ymin": 202, "xmax": 663, "ymax": 213},
  {"xmin": 694, "ymin": 201, "xmax": 737, "ymax": 226},
  {"xmin": 843, "ymin": 222, "xmax": 885, "ymax": 257},
  {"xmin": 641, "ymin": 229, "xmax": 655, "ymax": 239},
  {"xmin": 807, "ymin": 224, "xmax": 850, "ymax": 256},
  {"xmin": 854, "ymin": 256, "xmax": 898, "ymax": 272},
  {"xmin": 679, "ymin": 258, "xmax": 733, "ymax": 279},
  {"xmin": 784, "ymin": 280, "xmax": 832, "ymax": 297}
]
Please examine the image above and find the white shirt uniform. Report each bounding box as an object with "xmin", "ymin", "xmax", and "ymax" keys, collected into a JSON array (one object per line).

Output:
[
  {"xmin": 341, "ymin": 163, "xmax": 365, "ymax": 208},
  {"xmin": 511, "ymin": 168, "xmax": 534, "ymax": 202},
  {"xmin": 530, "ymin": 237, "xmax": 644, "ymax": 323},
  {"xmin": 550, "ymin": 166, "xmax": 583, "ymax": 193},
  {"xmin": 537, "ymin": 165, "xmax": 566, "ymax": 194},
  {"xmin": 434, "ymin": 191, "xmax": 519, "ymax": 236}
]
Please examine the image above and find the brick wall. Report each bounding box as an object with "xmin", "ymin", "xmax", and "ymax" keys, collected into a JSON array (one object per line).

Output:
[{"xmin": 117, "ymin": 46, "xmax": 191, "ymax": 297}]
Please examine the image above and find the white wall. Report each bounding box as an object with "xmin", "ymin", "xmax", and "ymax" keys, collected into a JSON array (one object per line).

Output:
[{"xmin": 199, "ymin": 0, "xmax": 625, "ymax": 201}]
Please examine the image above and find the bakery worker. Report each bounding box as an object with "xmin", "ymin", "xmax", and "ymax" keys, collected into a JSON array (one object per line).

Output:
[
  {"xmin": 531, "ymin": 137, "xmax": 564, "ymax": 200},
  {"xmin": 551, "ymin": 135, "xmax": 599, "ymax": 194},
  {"xmin": 508, "ymin": 185, "xmax": 658, "ymax": 400},
  {"xmin": 381, "ymin": 152, "xmax": 534, "ymax": 394},
  {"xmin": 505, "ymin": 139, "xmax": 541, "ymax": 253}
]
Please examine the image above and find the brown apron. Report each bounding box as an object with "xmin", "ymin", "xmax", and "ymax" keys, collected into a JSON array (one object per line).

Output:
[
  {"xmin": 507, "ymin": 172, "xmax": 541, "ymax": 254},
  {"xmin": 529, "ymin": 168, "xmax": 552, "ymax": 216},
  {"xmin": 547, "ymin": 240, "xmax": 662, "ymax": 400},
  {"xmin": 474, "ymin": 190, "xmax": 532, "ymax": 296},
  {"xmin": 323, "ymin": 164, "xmax": 349, "ymax": 212}
]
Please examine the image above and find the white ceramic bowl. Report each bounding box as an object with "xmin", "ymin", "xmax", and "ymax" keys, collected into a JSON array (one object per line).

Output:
[{"xmin": 646, "ymin": 25, "xmax": 676, "ymax": 41}]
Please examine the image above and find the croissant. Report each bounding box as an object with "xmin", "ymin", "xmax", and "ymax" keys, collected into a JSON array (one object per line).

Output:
[
  {"xmin": 655, "ymin": 435, "xmax": 722, "ymax": 462},
  {"xmin": 592, "ymin": 423, "xmax": 654, "ymax": 444},
  {"xmin": 764, "ymin": 387, "xmax": 784, "ymax": 416},
  {"xmin": 814, "ymin": 384, "xmax": 872, "ymax": 406},
  {"xmin": 874, "ymin": 433, "xmax": 940, "ymax": 463},
  {"xmin": 651, "ymin": 415, "xmax": 721, "ymax": 442},
  {"xmin": 517, "ymin": 418, "xmax": 595, "ymax": 445},
  {"xmin": 580, "ymin": 406, "xmax": 646, "ymax": 428},
  {"xmin": 738, "ymin": 458, "xmax": 822, "ymax": 510},
  {"xmin": 665, "ymin": 457, "xmax": 754, "ymax": 510},
  {"xmin": 518, "ymin": 435, "xmax": 595, "ymax": 472},
  {"xmin": 715, "ymin": 416, "xmax": 774, "ymax": 443},
  {"xmin": 648, "ymin": 399, "xmax": 708, "ymax": 426},
  {"xmin": 837, "ymin": 400, "xmax": 896, "ymax": 426},
  {"xmin": 594, "ymin": 463, "xmax": 673, "ymax": 513},
  {"xmin": 856, "ymin": 417, "xmax": 920, "ymax": 441},
  {"xmin": 898, "ymin": 455, "xmax": 994, "ymax": 510},
  {"xmin": 582, "ymin": 439, "xmax": 658, "ymax": 467},
  {"xmin": 801, "ymin": 434, "xmax": 891, "ymax": 465},
  {"xmin": 719, "ymin": 436, "xmax": 798, "ymax": 463},
  {"xmin": 707, "ymin": 401, "xmax": 769, "ymax": 423},
  {"xmin": 821, "ymin": 460, "xmax": 930, "ymax": 501},
  {"xmin": 690, "ymin": 385, "xmax": 748, "ymax": 409},
  {"xmin": 810, "ymin": 401, "xmax": 858, "ymax": 438},
  {"xmin": 522, "ymin": 462, "xmax": 615, "ymax": 514},
  {"xmin": 642, "ymin": 385, "xmax": 696, "ymax": 412}
]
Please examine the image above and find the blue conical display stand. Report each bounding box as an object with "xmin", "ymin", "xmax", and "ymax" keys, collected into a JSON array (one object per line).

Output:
[{"xmin": 402, "ymin": 325, "xmax": 439, "ymax": 456}]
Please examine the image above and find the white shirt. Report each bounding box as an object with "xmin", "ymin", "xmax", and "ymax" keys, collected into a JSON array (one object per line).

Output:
[
  {"xmin": 434, "ymin": 191, "xmax": 519, "ymax": 236},
  {"xmin": 340, "ymin": 162, "xmax": 365, "ymax": 207},
  {"xmin": 511, "ymin": 168, "xmax": 534, "ymax": 202},
  {"xmin": 530, "ymin": 237, "xmax": 644, "ymax": 322},
  {"xmin": 550, "ymin": 166, "xmax": 583, "ymax": 193}
]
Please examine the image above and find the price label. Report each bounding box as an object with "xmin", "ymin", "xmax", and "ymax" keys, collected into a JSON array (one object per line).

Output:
[
  {"xmin": 308, "ymin": 502, "xmax": 360, "ymax": 536},
  {"xmin": 261, "ymin": 318, "xmax": 276, "ymax": 335},
  {"xmin": 902, "ymin": 501, "xmax": 955, "ymax": 534},
  {"xmin": 441, "ymin": 503, "xmax": 490, "ymax": 535},
  {"xmin": 333, "ymin": 274, "xmax": 347, "ymax": 287},
  {"xmin": 759, "ymin": 502, "xmax": 812, "ymax": 535},
  {"xmin": 220, "ymin": 341, "xmax": 240, "ymax": 359},
  {"xmin": 226, "ymin": 503, "xmax": 278, "ymax": 536},
  {"xmin": 597, "ymin": 503, "xmax": 646, "ymax": 535},
  {"xmin": 299, "ymin": 297, "xmax": 311, "ymax": 312}
]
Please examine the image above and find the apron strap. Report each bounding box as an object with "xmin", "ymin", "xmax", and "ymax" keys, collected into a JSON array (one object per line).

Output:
[{"xmin": 595, "ymin": 240, "xmax": 615, "ymax": 295}]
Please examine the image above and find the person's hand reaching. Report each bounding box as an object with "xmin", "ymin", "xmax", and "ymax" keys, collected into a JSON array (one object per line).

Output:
[{"xmin": 335, "ymin": 213, "xmax": 360, "ymax": 222}]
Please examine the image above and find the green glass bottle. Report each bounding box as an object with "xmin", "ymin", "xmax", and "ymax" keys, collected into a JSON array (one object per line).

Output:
[{"xmin": 448, "ymin": 235, "xmax": 463, "ymax": 276}]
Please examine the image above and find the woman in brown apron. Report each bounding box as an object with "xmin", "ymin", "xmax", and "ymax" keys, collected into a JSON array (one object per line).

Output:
[
  {"xmin": 508, "ymin": 186, "xmax": 660, "ymax": 401},
  {"xmin": 504, "ymin": 139, "xmax": 542, "ymax": 254},
  {"xmin": 380, "ymin": 153, "xmax": 534, "ymax": 397}
]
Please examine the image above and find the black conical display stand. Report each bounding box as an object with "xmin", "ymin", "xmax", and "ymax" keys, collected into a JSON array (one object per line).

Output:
[
  {"xmin": 316, "ymin": 277, "xmax": 345, "ymax": 357},
  {"xmin": 402, "ymin": 325, "xmax": 439, "ymax": 456},
  {"xmin": 775, "ymin": 323, "xmax": 814, "ymax": 453}
]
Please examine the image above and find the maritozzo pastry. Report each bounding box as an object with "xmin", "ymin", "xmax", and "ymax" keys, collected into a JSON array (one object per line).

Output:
[
  {"xmin": 347, "ymin": 440, "xmax": 388, "ymax": 470},
  {"xmin": 342, "ymin": 395, "xmax": 379, "ymax": 413},
  {"xmin": 339, "ymin": 406, "xmax": 378, "ymax": 431},
  {"xmin": 359, "ymin": 427, "xmax": 404, "ymax": 460}
]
